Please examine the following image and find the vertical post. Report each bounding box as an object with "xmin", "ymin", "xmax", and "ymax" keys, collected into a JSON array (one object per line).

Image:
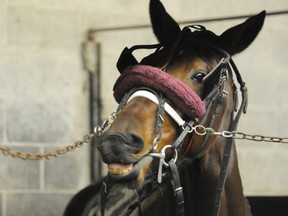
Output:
[{"xmin": 82, "ymin": 31, "xmax": 102, "ymax": 182}]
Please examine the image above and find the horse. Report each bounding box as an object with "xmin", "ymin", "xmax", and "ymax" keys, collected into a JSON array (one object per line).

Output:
[{"xmin": 64, "ymin": 0, "xmax": 266, "ymax": 215}]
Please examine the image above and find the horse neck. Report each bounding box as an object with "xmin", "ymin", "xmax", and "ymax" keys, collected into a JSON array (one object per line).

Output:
[{"xmin": 178, "ymin": 139, "xmax": 250, "ymax": 216}]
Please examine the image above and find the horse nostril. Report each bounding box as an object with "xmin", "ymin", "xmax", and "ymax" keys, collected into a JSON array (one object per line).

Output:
[
  {"xmin": 96, "ymin": 131, "xmax": 145, "ymax": 165},
  {"xmin": 129, "ymin": 133, "xmax": 144, "ymax": 149},
  {"xmin": 118, "ymin": 132, "xmax": 144, "ymax": 153},
  {"xmin": 98, "ymin": 132, "xmax": 144, "ymax": 156}
]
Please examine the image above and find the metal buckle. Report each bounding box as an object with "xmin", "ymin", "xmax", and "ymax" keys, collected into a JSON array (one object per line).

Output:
[{"xmin": 149, "ymin": 145, "xmax": 178, "ymax": 183}]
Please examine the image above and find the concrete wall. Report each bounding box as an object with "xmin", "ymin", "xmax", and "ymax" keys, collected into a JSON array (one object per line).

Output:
[
  {"xmin": 0, "ymin": 0, "xmax": 287, "ymax": 215},
  {"xmin": 0, "ymin": 1, "xmax": 97, "ymax": 215}
]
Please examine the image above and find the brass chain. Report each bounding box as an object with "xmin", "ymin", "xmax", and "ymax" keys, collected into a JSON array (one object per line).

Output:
[
  {"xmin": 0, "ymin": 112, "xmax": 118, "ymax": 160},
  {"xmin": 1, "ymin": 114, "xmax": 287, "ymax": 160},
  {"xmin": 0, "ymin": 133, "xmax": 95, "ymax": 160}
]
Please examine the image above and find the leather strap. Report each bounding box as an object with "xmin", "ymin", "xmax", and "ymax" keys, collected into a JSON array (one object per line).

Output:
[
  {"xmin": 100, "ymin": 179, "xmax": 110, "ymax": 216},
  {"xmin": 212, "ymin": 59, "xmax": 248, "ymax": 216},
  {"xmin": 169, "ymin": 161, "xmax": 185, "ymax": 216},
  {"xmin": 154, "ymin": 95, "xmax": 166, "ymax": 148},
  {"xmin": 171, "ymin": 120, "xmax": 195, "ymax": 152}
]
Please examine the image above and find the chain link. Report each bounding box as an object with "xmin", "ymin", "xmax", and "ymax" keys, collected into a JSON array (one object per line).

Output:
[
  {"xmin": 0, "ymin": 112, "xmax": 118, "ymax": 160},
  {"xmin": 233, "ymin": 132, "xmax": 288, "ymax": 143}
]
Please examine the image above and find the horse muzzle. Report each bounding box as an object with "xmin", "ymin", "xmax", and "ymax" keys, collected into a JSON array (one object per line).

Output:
[{"xmin": 98, "ymin": 132, "xmax": 153, "ymax": 182}]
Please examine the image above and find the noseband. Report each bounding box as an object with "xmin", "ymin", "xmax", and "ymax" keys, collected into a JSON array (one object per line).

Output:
[{"xmin": 101, "ymin": 26, "xmax": 248, "ymax": 216}]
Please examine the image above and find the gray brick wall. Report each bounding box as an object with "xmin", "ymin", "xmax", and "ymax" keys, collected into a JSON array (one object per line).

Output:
[
  {"xmin": 0, "ymin": 147, "xmax": 41, "ymax": 190},
  {"xmin": 6, "ymin": 99, "xmax": 74, "ymax": 143},
  {"xmin": 5, "ymin": 193, "xmax": 72, "ymax": 216},
  {"xmin": 0, "ymin": 1, "xmax": 94, "ymax": 215}
]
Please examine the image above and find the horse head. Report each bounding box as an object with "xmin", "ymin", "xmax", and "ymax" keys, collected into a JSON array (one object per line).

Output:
[{"xmin": 96, "ymin": 1, "xmax": 265, "ymax": 215}]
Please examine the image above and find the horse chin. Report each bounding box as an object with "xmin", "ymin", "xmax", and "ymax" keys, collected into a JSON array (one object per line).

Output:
[{"xmin": 107, "ymin": 156, "xmax": 153, "ymax": 183}]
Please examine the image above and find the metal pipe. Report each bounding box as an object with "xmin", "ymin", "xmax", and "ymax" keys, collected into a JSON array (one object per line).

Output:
[
  {"xmin": 82, "ymin": 35, "xmax": 103, "ymax": 182},
  {"xmin": 88, "ymin": 10, "xmax": 288, "ymax": 34}
]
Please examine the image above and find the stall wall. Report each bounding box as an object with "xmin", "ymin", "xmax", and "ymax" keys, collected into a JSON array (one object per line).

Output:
[{"xmin": 0, "ymin": 0, "xmax": 287, "ymax": 215}]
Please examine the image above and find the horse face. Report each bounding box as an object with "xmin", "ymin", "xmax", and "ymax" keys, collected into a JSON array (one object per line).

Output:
[
  {"xmin": 98, "ymin": 0, "xmax": 265, "ymax": 185},
  {"xmin": 98, "ymin": 52, "xmax": 217, "ymax": 183}
]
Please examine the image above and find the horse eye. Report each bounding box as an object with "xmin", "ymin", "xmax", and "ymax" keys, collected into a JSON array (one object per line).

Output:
[{"xmin": 191, "ymin": 72, "xmax": 206, "ymax": 83}]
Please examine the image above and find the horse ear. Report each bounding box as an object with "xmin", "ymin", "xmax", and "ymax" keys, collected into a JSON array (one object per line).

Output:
[
  {"xmin": 149, "ymin": 0, "xmax": 181, "ymax": 43},
  {"xmin": 217, "ymin": 11, "xmax": 266, "ymax": 55}
]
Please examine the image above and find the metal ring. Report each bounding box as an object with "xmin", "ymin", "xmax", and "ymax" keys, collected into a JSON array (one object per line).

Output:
[
  {"xmin": 194, "ymin": 125, "xmax": 207, "ymax": 136},
  {"xmin": 160, "ymin": 145, "xmax": 178, "ymax": 167},
  {"xmin": 205, "ymin": 127, "xmax": 215, "ymax": 135},
  {"xmin": 94, "ymin": 126, "xmax": 102, "ymax": 136}
]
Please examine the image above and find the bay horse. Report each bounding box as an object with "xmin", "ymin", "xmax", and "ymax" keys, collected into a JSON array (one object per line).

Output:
[{"xmin": 65, "ymin": 0, "xmax": 266, "ymax": 215}]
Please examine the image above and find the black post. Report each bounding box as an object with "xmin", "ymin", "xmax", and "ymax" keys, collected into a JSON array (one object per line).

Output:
[{"xmin": 82, "ymin": 34, "xmax": 102, "ymax": 182}]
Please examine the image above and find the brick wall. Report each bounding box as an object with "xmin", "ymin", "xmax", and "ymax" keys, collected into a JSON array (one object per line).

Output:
[
  {"xmin": 0, "ymin": 0, "xmax": 287, "ymax": 215},
  {"xmin": 0, "ymin": 1, "xmax": 94, "ymax": 215}
]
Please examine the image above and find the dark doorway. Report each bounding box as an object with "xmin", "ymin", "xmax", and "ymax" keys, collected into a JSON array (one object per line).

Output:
[{"xmin": 248, "ymin": 196, "xmax": 288, "ymax": 216}]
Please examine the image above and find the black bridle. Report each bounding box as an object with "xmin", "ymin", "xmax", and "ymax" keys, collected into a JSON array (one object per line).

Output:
[{"xmin": 101, "ymin": 25, "xmax": 248, "ymax": 216}]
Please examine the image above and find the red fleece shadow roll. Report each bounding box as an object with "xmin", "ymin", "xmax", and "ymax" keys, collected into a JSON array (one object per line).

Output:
[{"xmin": 113, "ymin": 65, "xmax": 206, "ymax": 119}]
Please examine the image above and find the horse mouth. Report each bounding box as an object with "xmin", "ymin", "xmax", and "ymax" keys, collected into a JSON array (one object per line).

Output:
[
  {"xmin": 108, "ymin": 163, "xmax": 133, "ymax": 175},
  {"xmin": 107, "ymin": 156, "xmax": 152, "ymax": 182}
]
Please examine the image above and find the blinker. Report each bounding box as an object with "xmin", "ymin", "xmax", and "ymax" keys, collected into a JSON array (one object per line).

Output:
[
  {"xmin": 116, "ymin": 47, "xmax": 138, "ymax": 72},
  {"xmin": 116, "ymin": 43, "xmax": 162, "ymax": 73}
]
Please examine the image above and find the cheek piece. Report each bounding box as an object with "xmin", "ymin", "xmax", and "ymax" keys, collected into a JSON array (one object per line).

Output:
[{"xmin": 113, "ymin": 65, "xmax": 206, "ymax": 120}]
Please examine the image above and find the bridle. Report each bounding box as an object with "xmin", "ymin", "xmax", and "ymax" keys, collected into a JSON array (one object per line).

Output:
[{"xmin": 100, "ymin": 25, "xmax": 248, "ymax": 216}]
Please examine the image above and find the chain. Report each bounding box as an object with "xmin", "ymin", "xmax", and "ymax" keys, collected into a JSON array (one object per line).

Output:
[
  {"xmin": 190, "ymin": 125, "xmax": 288, "ymax": 144},
  {"xmin": 0, "ymin": 112, "xmax": 118, "ymax": 160},
  {"xmin": 0, "ymin": 133, "xmax": 95, "ymax": 160},
  {"xmin": 1, "ymin": 114, "xmax": 287, "ymax": 160}
]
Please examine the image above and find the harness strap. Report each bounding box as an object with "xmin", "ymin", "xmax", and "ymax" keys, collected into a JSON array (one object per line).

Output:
[
  {"xmin": 172, "ymin": 120, "xmax": 195, "ymax": 152},
  {"xmin": 154, "ymin": 95, "xmax": 166, "ymax": 148},
  {"xmin": 168, "ymin": 161, "xmax": 185, "ymax": 216},
  {"xmin": 201, "ymin": 85, "xmax": 229, "ymax": 149},
  {"xmin": 212, "ymin": 62, "xmax": 248, "ymax": 216},
  {"xmin": 100, "ymin": 179, "xmax": 109, "ymax": 216},
  {"xmin": 201, "ymin": 90, "xmax": 228, "ymax": 151},
  {"xmin": 230, "ymin": 59, "xmax": 248, "ymax": 113}
]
